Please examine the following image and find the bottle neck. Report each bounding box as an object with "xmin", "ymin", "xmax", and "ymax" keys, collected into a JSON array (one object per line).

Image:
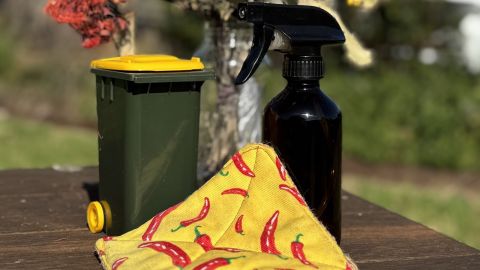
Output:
[
  {"xmin": 282, "ymin": 54, "xmax": 324, "ymax": 81},
  {"xmin": 286, "ymin": 80, "xmax": 320, "ymax": 91}
]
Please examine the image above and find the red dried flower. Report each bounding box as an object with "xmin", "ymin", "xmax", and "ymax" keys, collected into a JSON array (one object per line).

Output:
[{"xmin": 44, "ymin": 0, "xmax": 128, "ymax": 48}]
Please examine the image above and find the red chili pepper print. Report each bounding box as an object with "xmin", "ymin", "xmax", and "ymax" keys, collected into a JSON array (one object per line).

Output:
[
  {"xmin": 260, "ymin": 210, "xmax": 282, "ymax": 255},
  {"xmin": 346, "ymin": 261, "xmax": 355, "ymax": 270},
  {"xmin": 193, "ymin": 256, "xmax": 245, "ymax": 270},
  {"xmin": 276, "ymin": 157, "xmax": 287, "ymax": 181},
  {"xmin": 138, "ymin": 241, "xmax": 191, "ymax": 267},
  {"xmin": 235, "ymin": 215, "xmax": 245, "ymax": 235},
  {"xmin": 193, "ymin": 226, "xmax": 244, "ymax": 252},
  {"xmin": 102, "ymin": 236, "xmax": 114, "ymax": 241},
  {"xmin": 219, "ymin": 169, "xmax": 229, "ymax": 176},
  {"xmin": 142, "ymin": 203, "xmax": 180, "ymax": 241},
  {"xmin": 111, "ymin": 257, "xmax": 128, "ymax": 270},
  {"xmin": 232, "ymin": 152, "xmax": 255, "ymax": 177},
  {"xmin": 171, "ymin": 197, "xmax": 210, "ymax": 232},
  {"xmin": 279, "ymin": 184, "xmax": 307, "ymax": 206},
  {"xmin": 221, "ymin": 188, "xmax": 249, "ymax": 198},
  {"xmin": 194, "ymin": 226, "xmax": 214, "ymax": 251},
  {"xmin": 291, "ymin": 233, "xmax": 318, "ymax": 268}
]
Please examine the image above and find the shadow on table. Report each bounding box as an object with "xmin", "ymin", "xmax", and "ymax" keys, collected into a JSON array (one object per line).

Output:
[{"xmin": 82, "ymin": 182, "xmax": 99, "ymax": 202}]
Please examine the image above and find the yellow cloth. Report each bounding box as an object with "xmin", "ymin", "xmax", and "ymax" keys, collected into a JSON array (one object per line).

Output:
[{"xmin": 95, "ymin": 144, "xmax": 354, "ymax": 270}]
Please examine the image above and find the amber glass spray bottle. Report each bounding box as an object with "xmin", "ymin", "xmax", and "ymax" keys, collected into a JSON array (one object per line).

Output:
[{"xmin": 234, "ymin": 2, "xmax": 345, "ymax": 242}]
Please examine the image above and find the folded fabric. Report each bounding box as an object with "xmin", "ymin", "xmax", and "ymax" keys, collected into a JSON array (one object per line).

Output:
[{"xmin": 95, "ymin": 143, "xmax": 356, "ymax": 270}]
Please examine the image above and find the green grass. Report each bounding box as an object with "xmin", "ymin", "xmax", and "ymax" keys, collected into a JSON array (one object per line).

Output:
[
  {"xmin": 344, "ymin": 175, "xmax": 480, "ymax": 250},
  {"xmin": 0, "ymin": 115, "xmax": 97, "ymax": 169}
]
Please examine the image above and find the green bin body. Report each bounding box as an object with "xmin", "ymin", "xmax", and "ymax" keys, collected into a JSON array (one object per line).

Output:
[{"xmin": 91, "ymin": 68, "xmax": 214, "ymax": 235}]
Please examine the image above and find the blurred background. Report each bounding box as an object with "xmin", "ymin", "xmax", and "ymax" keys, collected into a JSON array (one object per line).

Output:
[{"xmin": 0, "ymin": 0, "xmax": 479, "ymax": 248}]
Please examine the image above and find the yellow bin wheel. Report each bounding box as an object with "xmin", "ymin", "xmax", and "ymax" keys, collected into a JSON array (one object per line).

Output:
[{"xmin": 87, "ymin": 201, "xmax": 105, "ymax": 233}]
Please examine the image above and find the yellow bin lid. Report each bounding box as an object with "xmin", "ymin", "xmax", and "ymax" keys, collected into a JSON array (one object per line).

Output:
[{"xmin": 90, "ymin": 55, "xmax": 205, "ymax": 72}]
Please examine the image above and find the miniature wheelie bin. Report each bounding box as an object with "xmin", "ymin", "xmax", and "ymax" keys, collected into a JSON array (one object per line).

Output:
[{"xmin": 86, "ymin": 55, "xmax": 214, "ymax": 235}]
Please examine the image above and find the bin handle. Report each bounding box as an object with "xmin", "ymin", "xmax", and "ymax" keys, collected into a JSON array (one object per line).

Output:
[{"xmin": 109, "ymin": 80, "xmax": 114, "ymax": 102}]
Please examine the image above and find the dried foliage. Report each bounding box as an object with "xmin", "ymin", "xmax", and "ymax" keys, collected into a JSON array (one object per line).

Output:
[
  {"xmin": 44, "ymin": 0, "xmax": 129, "ymax": 48},
  {"xmin": 299, "ymin": 0, "xmax": 374, "ymax": 67}
]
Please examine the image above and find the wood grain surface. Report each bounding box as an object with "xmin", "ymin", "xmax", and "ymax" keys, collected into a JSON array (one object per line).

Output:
[{"xmin": 0, "ymin": 168, "xmax": 478, "ymax": 269}]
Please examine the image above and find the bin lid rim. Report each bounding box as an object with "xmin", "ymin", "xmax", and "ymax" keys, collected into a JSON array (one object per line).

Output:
[{"xmin": 90, "ymin": 54, "xmax": 205, "ymax": 72}]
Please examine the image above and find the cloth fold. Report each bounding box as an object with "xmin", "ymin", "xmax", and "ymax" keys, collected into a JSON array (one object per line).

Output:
[{"xmin": 95, "ymin": 143, "xmax": 356, "ymax": 270}]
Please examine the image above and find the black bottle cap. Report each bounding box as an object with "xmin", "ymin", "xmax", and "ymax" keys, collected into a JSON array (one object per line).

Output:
[
  {"xmin": 283, "ymin": 55, "xmax": 324, "ymax": 80},
  {"xmin": 234, "ymin": 3, "xmax": 344, "ymax": 84}
]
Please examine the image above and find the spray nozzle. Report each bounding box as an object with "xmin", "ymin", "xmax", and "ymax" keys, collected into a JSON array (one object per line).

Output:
[{"xmin": 234, "ymin": 2, "xmax": 345, "ymax": 85}]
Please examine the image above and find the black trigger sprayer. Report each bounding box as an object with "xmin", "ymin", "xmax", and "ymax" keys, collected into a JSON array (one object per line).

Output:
[{"xmin": 234, "ymin": 2, "xmax": 345, "ymax": 242}]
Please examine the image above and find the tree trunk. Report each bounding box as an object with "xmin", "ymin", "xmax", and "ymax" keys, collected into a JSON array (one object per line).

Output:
[
  {"xmin": 166, "ymin": 0, "xmax": 283, "ymax": 181},
  {"xmin": 113, "ymin": 12, "xmax": 136, "ymax": 56},
  {"xmin": 197, "ymin": 19, "xmax": 244, "ymax": 181}
]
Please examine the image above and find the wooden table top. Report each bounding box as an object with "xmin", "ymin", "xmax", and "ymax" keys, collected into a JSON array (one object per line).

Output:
[{"xmin": 0, "ymin": 167, "xmax": 478, "ymax": 269}]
